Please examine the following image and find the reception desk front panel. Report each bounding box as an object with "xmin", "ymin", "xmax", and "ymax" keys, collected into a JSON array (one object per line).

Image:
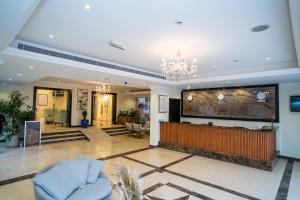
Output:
[{"xmin": 159, "ymin": 122, "xmax": 276, "ymax": 170}]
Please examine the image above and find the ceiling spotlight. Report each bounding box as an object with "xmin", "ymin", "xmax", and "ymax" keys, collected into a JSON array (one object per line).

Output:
[
  {"xmin": 251, "ymin": 25, "xmax": 269, "ymax": 32},
  {"xmin": 109, "ymin": 40, "xmax": 127, "ymax": 50},
  {"xmin": 29, "ymin": 66, "xmax": 34, "ymax": 69},
  {"xmin": 49, "ymin": 34, "xmax": 54, "ymax": 38},
  {"xmin": 266, "ymin": 57, "xmax": 271, "ymax": 61},
  {"xmin": 8, "ymin": 78, "xmax": 12, "ymax": 81},
  {"xmin": 17, "ymin": 73, "xmax": 22, "ymax": 76},
  {"xmin": 175, "ymin": 18, "xmax": 183, "ymax": 25},
  {"xmin": 84, "ymin": 4, "xmax": 91, "ymax": 10}
]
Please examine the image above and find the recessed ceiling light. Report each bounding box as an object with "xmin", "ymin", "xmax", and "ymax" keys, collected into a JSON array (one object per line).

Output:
[
  {"xmin": 17, "ymin": 73, "xmax": 22, "ymax": 76},
  {"xmin": 109, "ymin": 40, "xmax": 127, "ymax": 50},
  {"xmin": 84, "ymin": 4, "xmax": 91, "ymax": 10},
  {"xmin": 29, "ymin": 66, "xmax": 34, "ymax": 69},
  {"xmin": 49, "ymin": 34, "xmax": 54, "ymax": 38},
  {"xmin": 8, "ymin": 78, "xmax": 12, "ymax": 81},
  {"xmin": 266, "ymin": 57, "xmax": 271, "ymax": 61},
  {"xmin": 234, "ymin": 58, "xmax": 239, "ymax": 62},
  {"xmin": 251, "ymin": 25, "xmax": 269, "ymax": 32},
  {"xmin": 175, "ymin": 18, "xmax": 183, "ymax": 25}
]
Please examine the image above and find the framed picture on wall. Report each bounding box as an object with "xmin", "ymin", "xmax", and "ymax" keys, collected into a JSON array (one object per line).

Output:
[
  {"xmin": 159, "ymin": 95, "xmax": 168, "ymax": 113},
  {"xmin": 37, "ymin": 94, "xmax": 48, "ymax": 106},
  {"xmin": 77, "ymin": 89, "xmax": 88, "ymax": 110},
  {"xmin": 23, "ymin": 121, "xmax": 41, "ymax": 147}
]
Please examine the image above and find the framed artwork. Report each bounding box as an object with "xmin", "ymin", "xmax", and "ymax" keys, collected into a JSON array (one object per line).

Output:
[
  {"xmin": 159, "ymin": 95, "xmax": 168, "ymax": 113},
  {"xmin": 24, "ymin": 121, "xmax": 41, "ymax": 147},
  {"xmin": 181, "ymin": 84, "xmax": 279, "ymax": 122},
  {"xmin": 77, "ymin": 89, "xmax": 88, "ymax": 110},
  {"xmin": 37, "ymin": 94, "xmax": 48, "ymax": 106}
]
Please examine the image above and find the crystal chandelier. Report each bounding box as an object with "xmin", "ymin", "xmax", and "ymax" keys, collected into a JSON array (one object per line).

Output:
[
  {"xmin": 160, "ymin": 50, "xmax": 198, "ymax": 81},
  {"xmin": 96, "ymin": 82, "xmax": 111, "ymax": 94}
]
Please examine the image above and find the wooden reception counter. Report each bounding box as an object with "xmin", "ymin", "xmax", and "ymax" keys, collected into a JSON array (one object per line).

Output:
[{"xmin": 159, "ymin": 122, "xmax": 276, "ymax": 170}]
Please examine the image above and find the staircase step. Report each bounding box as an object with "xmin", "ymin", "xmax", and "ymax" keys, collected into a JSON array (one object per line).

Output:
[
  {"xmin": 42, "ymin": 133, "xmax": 84, "ymax": 140},
  {"xmin": 108, "ymin": 131, "xmax": 136, "ymax": 136},
  {"xmin": 41, "ymin": 136, "xmax": 87, "ymax": 145},
  {"xmin": 105, "ymin": 128, "xmax": 128, "ymax": 133},
  {"xmin": 42, "ymin": 130, "xmax": 81, "ymax": 137},
  {"xmin": 101, "ymin": 126, "xmax": 125, "ymax": 130}
]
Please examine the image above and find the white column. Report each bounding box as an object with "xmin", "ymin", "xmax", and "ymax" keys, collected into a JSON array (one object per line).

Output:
[{"xmin": 149, "ymin": 85, "xmax": 180, "ymax": 146}]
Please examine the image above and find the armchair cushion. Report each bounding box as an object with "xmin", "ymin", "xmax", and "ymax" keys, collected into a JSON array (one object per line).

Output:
[
  {"xmin": 125, "ymin": 122, "xmax": 133, "ymax": 131},
  {"xmin": 33, "ymin": 160, "xmax": 90, "ymax": 200},
  {"xmin": 78, "ymin": 156, "xmax": 104, "ymax": 184}
]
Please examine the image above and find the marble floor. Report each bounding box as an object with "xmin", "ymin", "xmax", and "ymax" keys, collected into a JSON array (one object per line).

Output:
[{"xmin": 0, "ymin": 128, "xmax": 299, "ymax": 200}]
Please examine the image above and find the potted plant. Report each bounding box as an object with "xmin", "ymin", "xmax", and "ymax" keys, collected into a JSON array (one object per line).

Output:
[
  {"xmin": 114, "ymin": 166, "xmax": 150, "ymax": 200},
  {"xmin": 0, "ymin": 90, "xmax": 30, "ymax": 147},
  {"xmin": 81, "ymin": 110, "xmax": 89, "ymax": 128}
]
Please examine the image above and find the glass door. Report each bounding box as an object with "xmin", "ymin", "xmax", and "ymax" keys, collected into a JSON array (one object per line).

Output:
[
  {"xmin": 35, "ymin": 88, "xmax": 70, "ymax": 132},
  {"xmin": 92, "ymin": 93, "xmax": 113, "ymax": 127}
]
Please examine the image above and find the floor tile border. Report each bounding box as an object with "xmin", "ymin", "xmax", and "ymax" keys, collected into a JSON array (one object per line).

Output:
[
  {"xmin": 275, "ymin": 159, "xmax": 294, "ymax": 200},
  {"xmin": 122, "ymin": 154, "xmax": 260, "ymax": 200},
  {"xmin": 0, "ymin": 146, "xmax": 154, "ymax": 187},
  {"xmin": 166, "ymin": 182, "xmax": 214, "ymax": 200}
]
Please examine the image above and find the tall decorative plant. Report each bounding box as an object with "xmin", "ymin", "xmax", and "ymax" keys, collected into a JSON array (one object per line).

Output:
[{"xmin": 0, "ymin": 90, "xmax": 30, "ymax": 141}]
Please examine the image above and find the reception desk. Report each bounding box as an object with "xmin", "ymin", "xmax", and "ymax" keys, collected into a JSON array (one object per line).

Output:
[{"xmin": 159, "ymin": 122, "xmax": 276, "ymax": 170}]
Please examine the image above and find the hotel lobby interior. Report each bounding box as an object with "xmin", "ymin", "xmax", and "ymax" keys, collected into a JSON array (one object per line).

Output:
[{"xmin": 0, "ymin": 0, "xmax": 300, "ymax": 200}]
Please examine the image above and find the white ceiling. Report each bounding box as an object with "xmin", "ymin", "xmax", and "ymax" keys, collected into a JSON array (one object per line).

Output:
[
  {"xmin": 18, "ymin": 0, "xmax": 297, "ymax": 74},
  {"xmin": 0, "ymin": 0, "xmax": 300, "ymax": 89}
]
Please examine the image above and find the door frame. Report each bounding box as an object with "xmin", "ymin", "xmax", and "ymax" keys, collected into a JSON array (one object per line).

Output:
[
  {"xmin": 91, "ymin": 91, "xmax": 117, "ymax": 125},
  {"xmin": 33, "ymin": 86, "xmax": 73, "ymax": 127}
]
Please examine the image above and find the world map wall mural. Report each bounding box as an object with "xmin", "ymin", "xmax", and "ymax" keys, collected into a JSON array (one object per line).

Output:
[{"xmin": 182, "ymin": 85, "xmax": 279, "ymax": 122}]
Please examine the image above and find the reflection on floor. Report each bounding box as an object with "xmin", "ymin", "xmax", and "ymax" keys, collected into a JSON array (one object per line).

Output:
[{"xmin": 0, "ymin": 131, "xmax": 299, "ymax": 200}]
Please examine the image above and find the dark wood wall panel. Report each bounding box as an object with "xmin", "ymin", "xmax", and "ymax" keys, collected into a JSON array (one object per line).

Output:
[{"xmin": 160, "ymin": 122, "xmax": 276, "ymax": 161}]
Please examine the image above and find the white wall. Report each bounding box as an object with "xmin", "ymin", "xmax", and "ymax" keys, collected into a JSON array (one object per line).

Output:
[
  {"xmin": 0, "ymin": 81, "xmax": 152, "ymax": 127},
  {"xmin": 150, "ymin": 85, "xmax": 180, "ymax": 146},
  {"xmin": 181, "ymin": 82, "xmax": 300, "ymax": 159},
  {"xmin": 279, "ymin": 82, "xmax": 300, "ymax": 158}
]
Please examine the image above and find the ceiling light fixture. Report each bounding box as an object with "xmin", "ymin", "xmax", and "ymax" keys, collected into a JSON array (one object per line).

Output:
[
  {"xmin": 29, "ymin": 66, "xmax": 34, "ymax": 69},
  {"xmin": 109, "ymin": 40, "xmax": 127, "ymax": 50},
  {"xmin": 160, "ymin": 50, "xmax": 198, "ymax": 81},
  {"xmin": 266, "ymin": 57, "xmax": 271, "ymax": 61},
  {"xmin": 17, "ymin": 73, "xmax": 22, "ymax": 76},
  {"xmin": 8, "ymin": 78, "xmax": 12, "ymax": 81},
  {"xmin": 84, "ymin": 4, "xmax": 91, "ymax": 10},
  {"xmin": 251, "ymin": 25, "xmax": 269, "ymax": 32},
  {"xmin": 49, "ymin": 34, "xmax": 54, "ymax": 38},
  {"xmin": 96, "ymin": 81, "xmax": 111, "ymax": 95}
]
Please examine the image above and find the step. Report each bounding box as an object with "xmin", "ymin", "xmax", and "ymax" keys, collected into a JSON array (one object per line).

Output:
[
  {"xmin": 101, "ymin": 126, "xmax": 125, "ymax": 130},
  {"xmin": 105, "ymin": 128, "xmax": 128, "ymax": 133},
  {"xmin": 108, "ymin": 131, "xmax": 136, "ymax": 136},
  {"xmin": 42, "ymin": 133, "xmax": 85, "ymax": 140},
  {"xmin": 42, "ymin": 130, "xmax": 81, "ymax": 137},
  {"xmin": 41, "ymin": 136, "xmax": 87, "ymax": 145}
]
